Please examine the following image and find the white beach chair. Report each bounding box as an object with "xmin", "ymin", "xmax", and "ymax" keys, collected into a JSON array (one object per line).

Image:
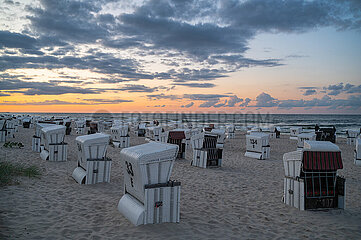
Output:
[
  {"xmin": 117, "ymin": 142, "xmax": 180, "ymax": 225},
  {"xmin": 32, "ymin": 123, "xmax": 55, "ymax": 152},
  {"xmin": 111, "ymin": 125, "xmax": 130, "ymax": 148},
  {"xmin": 5, "ymin": 119, "xmax": 16, "ymax": 140},
  {"xmin": 75, "ymin": 120, "xmax": 86, "ymax": 134},
  {"xmin": 167, "ymin": 128, "xmax": 191, "ymax": 158},
  {"xmin": 297, "ymin": 133, "xmax": 316, "ymax": 150},
  {"xmin": 211, "ymin": 129, "xmax": 226, "ymax": 148},
  {"xmin": 191, "ymin": 132, "xmax": 223, "ymax": 168},
  {"xmin": 290, "ymin": 127, "xmax": 302, "ymax": 140},
  {"xmin": 226, "ymin": 124, "xmax": 235, "ymax": 139},
  {"xmin": 283, "ymin": 141, "xmax": 345, "ymax": 210},
  {"xmin": 0, "ymin": 120, "xmax": 6, "ymax": 142},
  {"xmin": 145, "ymin": 126, "xmax": 163, "ymax": 142},
  {"xmin": 347, "ymin": 130, "xmax": 359, "ymax": 145},
  {"xmin": 355, "ymin": 138, "xmax": 361, "ymax": 166},
  {"xmin": 40, "ymin": 125, "xmax": 68, "ymax": 161},
  {"xmin": 244, "ymin": 132, "xmax": 270, "ymax": 160},
  {"xmin": 72, "ymin": 133, "xmax": 111, "ymax": 184}
]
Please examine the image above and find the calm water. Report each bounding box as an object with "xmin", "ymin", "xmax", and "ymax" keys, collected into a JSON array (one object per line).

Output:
[{"xmin": 16, "ymin": 112, "xmax": 361, "ymax": 136}]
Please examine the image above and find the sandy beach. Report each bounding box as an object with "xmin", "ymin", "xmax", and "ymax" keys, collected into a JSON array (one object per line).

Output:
[{"xmin": 0, "ymin": 126, "xmax": 361, "ymax": 239}]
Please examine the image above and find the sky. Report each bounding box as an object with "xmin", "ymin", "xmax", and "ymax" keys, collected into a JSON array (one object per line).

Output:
[{"xmin": 0, "ymin": 0, "xmax": 361, "ymax": 114}]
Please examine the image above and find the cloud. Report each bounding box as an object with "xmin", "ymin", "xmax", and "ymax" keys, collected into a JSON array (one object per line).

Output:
[
  {"xmin": 83, "ymin": 98, "xmax": 133, "ymax": 104},
  {"xmin": 118, "ymin": 84, "xmax": 158, "ymax": 93},
  {"xmin": 278, "ymin": 95, "xmax": 361, "ymax": 109},
  {"xmin": 181, "ymin": 102, "xmax": 194, "ymax": 108},
  {"xmin": 303, "ymin": 89, "xmax": 317, "ymax": 96},
  {"xmin": 169, "ymin": 68, "xmax": 228, "ymax": 82},
  {"xmin": 27, "ymin": 0, "xmax": 107, "ymax": 43},
  {"xmin": 298, "ymin": 86, "xmax": 318, "ymax": 90},
  {"xmin": 0, "ymin": 77, "xmax": 100, "ymax": 95},
  {"xmin": 183, "ymin": 93, "xmax": 244, "ymax": 108},
  {"xmin": 240, "ymin": 98, "xmax": 251, "ymax": 107},
  {"xmin": 225, "ymin": 95, "xmax": 243, "ymax": 107},
  {"xmin": 183, "ymin": 94, "xmax": 229, "ymax": 101},
  {"xmin": 0, "ymin": 30, "xmax": 38, "ymax": 49},
  {"xmin": 199, "ymin": 100, "xmax": 220, "ymax": 108},
  {"xmin": 146, "ymin": 93, "xmax": 180, "ymax": 100},
  {"xmin": 0, "ymin": 100, "xmax": 87, "ymax": 105},
  {"xmin": 0, "ymin": 98, "xmax": 133, "ymax": 105},
  {"xmin": 0, "ymin": 92, "xmax": 10, "ymax": 96},
  {"xmin": 324, "ymin": 82, "xmax": 361, "ymax": 95},
  {"xmin": 254, "ymin": 92, "xmax": 279, "ymax": 107},
  {"xmin": 173, "ymin": 82, "xmax": 215, "ymax": 88}
]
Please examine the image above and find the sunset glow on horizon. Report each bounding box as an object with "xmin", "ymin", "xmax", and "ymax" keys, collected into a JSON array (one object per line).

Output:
[{"xmin": 1, "ymin": 0, "xmax": 360, "ymax": 114}]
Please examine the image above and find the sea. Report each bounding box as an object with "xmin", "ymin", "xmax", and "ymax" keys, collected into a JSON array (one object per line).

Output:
[{"xmin": 15, "ymin": 112, "xmax": 361, "ymax": 137}]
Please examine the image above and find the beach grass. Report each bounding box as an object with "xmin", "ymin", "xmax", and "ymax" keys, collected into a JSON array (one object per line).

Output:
[{"xmin": 0, "ymin": 162, "xmax": 41, "ymax": 186}]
